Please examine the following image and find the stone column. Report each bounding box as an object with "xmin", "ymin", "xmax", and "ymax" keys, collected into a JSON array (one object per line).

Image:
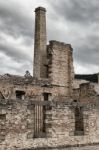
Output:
[{"xmin": 33, "ymin": 7, "xmax": 47, "ymax": 78}]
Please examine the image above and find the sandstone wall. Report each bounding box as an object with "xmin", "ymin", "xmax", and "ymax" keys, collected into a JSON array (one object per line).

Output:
[
  {"xmin": 0, "ymin": 99, "xmax": 99, "ymax": 150},
  {"xmin": 47, "ymin": 41, "xmax": 74, "ymax": 97},
  {"xmin": 22, "ymin": 143, "xmax": 99, "ymax": 150}
]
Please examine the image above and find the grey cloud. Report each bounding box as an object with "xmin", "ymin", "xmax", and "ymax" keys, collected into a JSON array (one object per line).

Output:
[
  {"xmin": 73, "ymin": 32, "xmax": 99, "ymax": 65},
  {"xmin": 0, "ymin": 43, "xmax": 32, "ymax": 62},
  {"xmin": 0, "ymin": 0, "xmax": 34, "ymax": 75},
  {"xmin": 48, "ymin": 0, "xmax": 99, "ymax": 24},
  {"xmin": 47, "ymin": 0, "xmax": 99, "ymax": 73},
  {"xmin": 0, "ymin": 1, "xmax": 34, "ymax": 45},
  {"xmin": 0, "ymin": 50, "xmax": 32, "ymax": 75}
]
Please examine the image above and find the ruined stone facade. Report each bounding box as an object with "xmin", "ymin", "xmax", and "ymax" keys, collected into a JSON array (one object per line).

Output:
[{"xmin": 0, "ymin": 6, "xmax": 99, "ymax": 150}]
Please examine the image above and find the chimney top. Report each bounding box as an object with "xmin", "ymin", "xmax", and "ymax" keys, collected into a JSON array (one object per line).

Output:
[{"xmin": 35, "ymin": 7, "xmax": 46, "ymax": 12}]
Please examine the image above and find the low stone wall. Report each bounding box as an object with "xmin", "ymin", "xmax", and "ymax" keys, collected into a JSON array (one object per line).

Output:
[{"xmin": 22, "ymin": 143, "xmax": 99, "ymax": 150}]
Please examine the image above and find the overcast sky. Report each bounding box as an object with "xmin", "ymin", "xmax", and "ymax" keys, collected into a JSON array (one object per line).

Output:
[{"xmin": 0, "ymin": 0, "xmax": 99, "ymax": 76}]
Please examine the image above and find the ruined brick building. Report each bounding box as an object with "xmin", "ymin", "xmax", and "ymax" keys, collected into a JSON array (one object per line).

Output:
[{"xmin": 0, "ymin": 6, "xmax": 99, "ymax": 150}]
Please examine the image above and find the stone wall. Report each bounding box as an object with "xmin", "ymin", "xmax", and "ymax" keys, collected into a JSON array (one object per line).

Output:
[
  {"xmin": 0, "ymin": 75, "xmax": 52, "ymax": 100},
  {"xmin": 22, "ymin": 143, "xmax": 99, "ymax": 150},
  {"xmin": 47, "ymin": 41, "xmax": 74, "ymax": 97},
  {"xmin": 0, "ymin": 74, "xmax": 74, "ymax": 102},
  {"xmin": 73, "ymin": 79, "xmax": 99, "ymax": 102},
  {"xmin": 0, "ymin": 99, "xmax": 99, "ymax": 150}
]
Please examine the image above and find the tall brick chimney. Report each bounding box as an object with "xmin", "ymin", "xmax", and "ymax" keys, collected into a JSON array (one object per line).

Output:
[{"xmin": 33, "ymin": 7, "xmax": 47, "ymax": 78}]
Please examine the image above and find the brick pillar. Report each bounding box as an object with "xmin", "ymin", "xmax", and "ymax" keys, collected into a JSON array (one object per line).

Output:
[{"xmin": 33, "ymin": 7, "xmax": 47, "ymax": 78}]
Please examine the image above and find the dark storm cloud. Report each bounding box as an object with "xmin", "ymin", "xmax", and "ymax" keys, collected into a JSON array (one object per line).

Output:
[
  {"xmin": 73, "ymin": 32, "xmax": 99, "ymax": 73},
  {"xmin": 74, "ymin": 34, "xmax": 99, "ymax": 65},
  {"xmin": 47, "ymin": 0, "xmax": 99, "ymax": 73},
  {"xmin": 0, "ymin": 0, "xmax": 34, "ymax": 75},
  {"xmin": 0, "ymin": 42, "xmax": 31, "ymax": 62},
  {"xmin": 48, "ymin": 0, "xmax": 99, "ymax": 24},
  {"xmin": 0, "ymin": 1, "xmax": 34, "ymax": 41},
  {"xmin": 0, "ymin": 52, "xmax": 32, "ymax": 75}
]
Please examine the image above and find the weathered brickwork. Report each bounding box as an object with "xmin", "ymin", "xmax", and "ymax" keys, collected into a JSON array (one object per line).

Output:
[{"xmin": 0, "ymin": 6, "xmax": 99, "ymax": 150}]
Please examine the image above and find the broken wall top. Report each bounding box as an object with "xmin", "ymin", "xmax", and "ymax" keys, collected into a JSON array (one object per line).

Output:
[{"xmin": 0, "ymin": 74, "xmax": 51, "ymax": 86}]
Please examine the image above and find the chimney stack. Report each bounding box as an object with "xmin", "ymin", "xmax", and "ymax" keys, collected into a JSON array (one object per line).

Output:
[
  {"xmin": 33, "ymin": 7, "xmax": 47, "ymax": 78},
  {"xmin": 97, "ymin": 73, "xmax": 99, "ymax": 84}
]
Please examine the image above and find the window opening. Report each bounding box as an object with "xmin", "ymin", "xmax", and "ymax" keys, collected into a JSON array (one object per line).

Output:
[
  {"xmin": 16, "ymin": 90, "xmax": 25, "ymax": 99},
  {"xmin": 74, "ymin": 106, "xmax": 84, "ymax": 136}
]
